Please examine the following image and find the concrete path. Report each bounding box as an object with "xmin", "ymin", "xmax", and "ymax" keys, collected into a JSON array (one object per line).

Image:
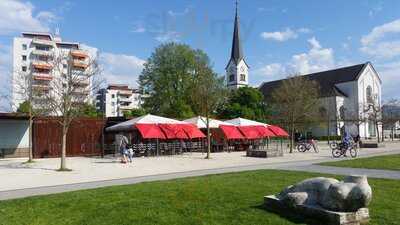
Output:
[
  {"xmin": 1, "ymin": 143, "xmax": 400, "ymax": 200},
  {"xmin": 284, "ymin": 165, "xmax": 400, "ymax": 180}
]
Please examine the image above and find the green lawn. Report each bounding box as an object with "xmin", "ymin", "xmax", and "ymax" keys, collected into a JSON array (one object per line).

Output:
[
  {"xmin": 320, "ymin": 154, "xmax": 400, "ymax": 171},
  {"xmin": 0, "ymin": 170, "xmax": 399, "ymax": 225}
]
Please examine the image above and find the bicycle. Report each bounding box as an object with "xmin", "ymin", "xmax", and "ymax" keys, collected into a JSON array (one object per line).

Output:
[
  {"xmin": 296, "ymin": 139, "xmax": 319, "ymax": 153},
  {"xmin": 331, "ymin": 142, "xmax": 357, "ymax": 158}
]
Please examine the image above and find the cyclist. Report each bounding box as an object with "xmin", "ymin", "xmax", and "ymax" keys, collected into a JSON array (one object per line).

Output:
[{"xmin": 341, "ymin": 131, "xmax": 352, "ymax": 156}]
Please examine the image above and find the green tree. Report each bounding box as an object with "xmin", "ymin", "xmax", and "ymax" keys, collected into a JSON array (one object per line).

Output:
[
  {"xmin": 270, "ymin": 75, "xmax": 321, "ymax": 153},
  {"xmin": 139, "ymin": 43, "xmax": 214, "ymax": 119},
  {"xmin": 17, "ymin": 100, "xmax": 32, "ymax": 114},
  {"xmin": 218, "ymin": 87, "xmax": 267, "ymax": 122},
  {"xmin": 80, "ymin": 103, "xmax": 102, "ymax": 118},
  {"xmin": 124, "ymin": 108, "xmax": 147, "ymax": 118},
  {"xmin": 190, "ymin": 57, "xmax": 227, "ymax": 159}
]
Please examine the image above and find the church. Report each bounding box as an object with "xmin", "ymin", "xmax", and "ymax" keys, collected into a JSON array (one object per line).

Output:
[{"xmin": 225, "ymin": 2, "xmax": 382, "ymax": 139}]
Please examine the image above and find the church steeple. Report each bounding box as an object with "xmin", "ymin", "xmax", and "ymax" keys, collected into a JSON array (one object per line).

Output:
[
  {"xmin": 226, "ymin": 0, "xmax": 249, "ymax": 89},
  {"xmin": 230, "ymin": 0, "xmax": 243, "ymax": 64}
]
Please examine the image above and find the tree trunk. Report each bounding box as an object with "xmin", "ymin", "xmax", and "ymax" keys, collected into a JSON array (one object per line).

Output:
[
  {"xmin": 290, "ymin": 124, "xmax": 295, "ymax": 153},
  {"xmin": 28, "ymin": 116, "xmax": 34, "ymax": 162},
  {"xmin": 206, "ymin": 115, "xmax": 211, "ymax": 159},
  {"xmin": 60, "ymin": 124, "xmax": 68, "ymax": 170},
  {"xmin": 375, "ymin": 121, "xmax": 380, "ymax": 143}
]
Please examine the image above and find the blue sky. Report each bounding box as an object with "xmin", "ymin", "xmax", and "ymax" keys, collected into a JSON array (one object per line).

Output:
[{"xmin": 1, "ymin": 0, "xmax": 400, "ymax": 110}]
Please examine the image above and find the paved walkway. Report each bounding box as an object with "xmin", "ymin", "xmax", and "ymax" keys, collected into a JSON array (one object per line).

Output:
[{"xmin": 1, "ymin": 143, "xmax": 399, "ymax": 200}]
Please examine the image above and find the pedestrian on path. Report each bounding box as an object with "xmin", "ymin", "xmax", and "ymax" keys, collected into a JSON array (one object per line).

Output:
[{"xmin": 119, "ymin": 135, "xmax": 129, "ymax": 163}]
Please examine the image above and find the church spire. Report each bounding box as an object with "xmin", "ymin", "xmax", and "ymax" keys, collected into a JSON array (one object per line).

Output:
[{"xmin": 230, "ymin": 0, "xmax": 244, "ymax": 64}]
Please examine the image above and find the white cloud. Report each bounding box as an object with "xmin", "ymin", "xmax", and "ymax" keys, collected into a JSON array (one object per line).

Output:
[
  {"xmin": 167, "ymin": 8, "xmax": 191, "ymax": 17},
  {"xmin": 260, "ymin": 27, "xmax": 311, "ymax": 42},
  {"xmin": 260, "ymin": 28, "xmax": 298, "ymax": 42},
  {"xmin": 0, "ymin": 0, "xmax": 56, "ymax": 35},
  {"xmin": 99, "ymin": 52, "xmax": 146, "ymax": 88},
  {"xmin": 254, "ymin": 37, "xmax": 336, "ymax": 82},
  {"xmin": 290, "ymin": 37, "xmax": 335, "ymax": 74},
  {"xmin": 360, "ymin": 19, "xmax": 400, "ymax": 58},
  {"xmin": 155, "ymin": 31, "xmax": 181, "ymax": 42},
  {"xmin": 375, "ymin": 61, "xmax": 400, "ymax": 99},
  {"xmin": 131, "ymin": 22, "xmax": 146, "ymax": 33}
]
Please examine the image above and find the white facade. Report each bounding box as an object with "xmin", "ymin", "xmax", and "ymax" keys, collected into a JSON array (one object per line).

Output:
[
  {"xmin": 226, "ymin": 59, "xmax": 249, "ymax": 89},
  {"xmin": 97, "ymin": 85, "xmax": 142, "ymax": 117},
  {"xmin": 11, "ymin": 32, "xmax": 94, "ymax": 112},
  {"xmin": 312, "ymin": 63, "xmax": 382, "ymax": 138}
]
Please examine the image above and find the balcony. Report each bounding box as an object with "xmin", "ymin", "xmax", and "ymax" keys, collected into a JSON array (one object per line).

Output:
[
  {"xmin": 32, "ymin": 61, "xmax": 52, "ymax": 70},
  {"xmin": 72, "ymin": 89, "xmax": 90, "ymax": 96},
  {"xmin": 118, "ymin": 90, "xmax": 132, "ymax": 96},
  {"xmin": 120, "ymin": 105, "xmax": 133, "ymax": 110},
  {"xmin": 73, "ymin": 78, "xmax": 90, "ymax": 86},
  {"xmin": 71, "ymin": 50, "xmax": 89, "ymax": 58},
  {"xmin": 32, "ymin": 38, "xmax": 54, "ymax": 47},
  {"xmin": 32, "ymin": 84, "xmax": 50, "ymax": 92},
  {"xmin": 32, "ymin": 73, "xmax": 52, "ymax": 81},
  {"xmin": 32, "ymin": 49, "xmax": 53, "ymax": 57},
  {"xmin": 72, "ymin": 59, "xmax": 88, "ymax": 69}
]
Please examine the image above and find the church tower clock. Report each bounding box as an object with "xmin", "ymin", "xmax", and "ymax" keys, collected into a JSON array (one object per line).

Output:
[{"xmin": 226, "ymin": 0, "xmax": 249, "ymax": 89}]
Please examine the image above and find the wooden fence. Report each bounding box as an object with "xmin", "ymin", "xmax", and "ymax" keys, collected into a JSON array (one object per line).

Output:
[{"xmin": 33, "ymin": 118, "xmax": 105, "ymax": 158}]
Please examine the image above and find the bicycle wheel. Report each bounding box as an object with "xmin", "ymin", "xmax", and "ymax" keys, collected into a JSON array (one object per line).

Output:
[
  {"xmin": 332, "ymin": 149, "xmax": 342, "ymax": 158},
  {"xmin": 329, "ymin": 142, "xmax": 338, "ymax": 150},
  {"xmin": 297, "ymin": 144, "xmax": 306, "ymax": 152},
  {"xmin": 350, "ymin": 148, "xmax": 358, "ymax": 158}
]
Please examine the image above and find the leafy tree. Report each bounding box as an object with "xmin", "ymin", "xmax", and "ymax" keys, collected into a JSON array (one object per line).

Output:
[
  {"xmin": 190, "ymin": 56, "xmax": 227, "ymax": 159},
  {"xmin": 270, "ymin": 75, "xmax": 321, "ymax": 153},
  {"xmin": 17, "ymin": 100, "xmax": 32, "ymax": 114},
  {"xmin": 218, "ymin": 87, "xmax": 267, "ymax": 122},
  {"xmin": 80, "ymin": 103, "xmax": 102, "ymax": 118},
  {"xmin": 124, "ymin": 108, "xmax": 147, "ymax": 118},
  {"xmin": 139, "ymin": 43, "xmax": 214, "ymax": 119}
]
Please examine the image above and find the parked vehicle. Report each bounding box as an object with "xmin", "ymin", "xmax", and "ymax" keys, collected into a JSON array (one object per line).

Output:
[{"xmin": 296, "ymin": 139, "xmax": 319, "ymax": 153}]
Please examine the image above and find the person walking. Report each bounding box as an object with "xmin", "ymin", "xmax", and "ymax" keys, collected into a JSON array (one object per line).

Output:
[{"xmin": 119, "ymin": 135, "xmax": 129, "ymax": 163}]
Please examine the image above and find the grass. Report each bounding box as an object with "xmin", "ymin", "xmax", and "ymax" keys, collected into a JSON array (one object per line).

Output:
[
  {"xmin": 320, "ymin": 154, "xmax": 400, "ymax": 171},
  {"xmin": 0, "ymin": 170, "xmax": 399, "ymax": 225}
]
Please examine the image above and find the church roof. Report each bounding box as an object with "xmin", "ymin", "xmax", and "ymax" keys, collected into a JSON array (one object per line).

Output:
[
  {"xmin": 226, "ymin": 1, "xmax": 249, "ymax": 69},
  {"xmin": 259, "ymin": 62, "xmax": 371, "ymax": 99}
]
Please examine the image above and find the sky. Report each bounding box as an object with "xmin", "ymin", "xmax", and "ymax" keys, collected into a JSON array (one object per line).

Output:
[{"xmin": 1, "ymin": 0, "xmax": 400, "ymax": 111}]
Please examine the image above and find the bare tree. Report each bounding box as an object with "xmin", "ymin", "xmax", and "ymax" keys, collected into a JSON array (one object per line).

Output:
[
  {"xmin": 41, "ymin": 49, "xmax": 102, "ymax": 170},
  {"xmin": 190, "ymin": 61, "xmax": 227, "ymax": 159},
  {"xmin": 11, "ymin": 67, "xmax": 51, "ymax": 162},
  {"xmin": 270, "ymin": 75, "xmax": 321, "ymax": 153},
  {"xmin": 361, "ymin": 97, "xmax": 383, "ymax": 143}
]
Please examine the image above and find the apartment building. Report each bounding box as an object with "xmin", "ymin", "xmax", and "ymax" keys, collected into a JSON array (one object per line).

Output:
[
  {"xmin": 11, "ymin": 32, "xmax": 94, "ymax": 111},
  {"xmin": 96, "ymin": 84, "xmax": 142, "ymax": 117}
]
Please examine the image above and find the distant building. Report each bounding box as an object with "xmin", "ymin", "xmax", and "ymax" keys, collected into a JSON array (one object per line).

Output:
[
  {"xmin": 225, "ymin": 1, "xmax": 249, "ymax": 89},
  {"xmin": 11, "ymin": 32, "xmax": 95, "ymax": 111},
  {"xmin": 259, "ymin": 62, "xmax": 382, "ymax": 138},
  {"xmin": 96, "ymin": 84, "xmax": 142, "ymax": 117}
]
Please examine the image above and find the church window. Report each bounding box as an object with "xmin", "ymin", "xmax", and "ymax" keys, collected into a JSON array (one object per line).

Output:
[
  {"xmin": 366, "ymin": 86, "xmax": 373, "ymax": 104},
  {"xmin": 339, "ymin": 106, "xmax": 345, "ymax": 120},
  {"xmin": 229, "ymin": 74, "xmax": 235, "ymax": 82},
  {"xmin": 240, "ymin": 74, "xmax": 246, "ymax": 81}
]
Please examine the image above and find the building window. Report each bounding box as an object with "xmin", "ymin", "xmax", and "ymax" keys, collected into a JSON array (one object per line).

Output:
[
  {"xmin": 366, "ymin": 85, "xmax": 373, "ymax": 104},
  {"xmin": 240, "ymin": 74, "xmax": 246, "ymax": 81},
  {"xmin": 22, "ymin": 44, "xmax": 27, "ymax": 50},
  {"xmin": 111, "ymin": 94, "xmax": 115, "ymax": 98},
  {"xmin": 63, "ymin": 64, "xmax": 67, "ymax": 68},
  {"xmin": 22, "ymin": 55, "xmax": 27, "ymax": 61},
  {"xmin": 339, "ymin": 106, "xmax": 345, "ymax": 120},
  {"xmin": 229, "ymin": 74, "xmax": 235, "ymax": 82},
  {"xmin": 22, "ymin": 66, "xmax": 27, "ymax": 72}
]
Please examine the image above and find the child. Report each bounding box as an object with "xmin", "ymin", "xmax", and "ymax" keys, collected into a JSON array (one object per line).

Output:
[{"xmin": 127, "ymin": 147, "xmax": 134, "ymax": 163}]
